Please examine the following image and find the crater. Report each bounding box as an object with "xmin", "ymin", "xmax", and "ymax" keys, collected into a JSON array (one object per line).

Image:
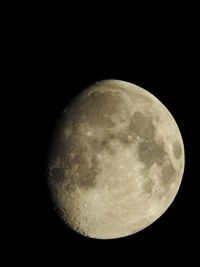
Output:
[
  {"xmin": 129, "ymin": 111, "xmax": 155, "ymax": 139},
  {"xmin": 90, "ymin": 138, "xmax": 102, "ymax": 152},
  {"xmin": 161, "ymin": 163, "xmax": 177, "ymax": 187},
  {"xmin": 91, "ymin": 136, "xmax": 112, "ymax": 154},
  {"xmin": 103, "ymin": 128, "xmax": 137, "ymax": 148},
  {"xmin": 90, "ymin": 131, "xmax": 119, "ymax": 155},
  {"xmin": 173, "ymin": 141, "xmax": 182, "ymax": 159},
  {"xmin": 71, "ymin": 149, "xmax": 101, "ymax": 190},
  {"xmin": 143, "ymin": 179, "xmax": 154, "ymax": 194},
  {"xmin": 50, "ymin": 167, "xmax": 66, "ymax": 185},
  {"xmin": 138, "ymin": 139, "xmax": 167, "ymax": 168},
  {"xmin": 117, "ymin": 131, "xmax": 133, "ymax": 145}
]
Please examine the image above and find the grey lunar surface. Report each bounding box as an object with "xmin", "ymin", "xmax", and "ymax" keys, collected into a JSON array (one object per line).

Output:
[{"xmin": 48, "ymin": 80, "xmax": 185, "ymax": 239}]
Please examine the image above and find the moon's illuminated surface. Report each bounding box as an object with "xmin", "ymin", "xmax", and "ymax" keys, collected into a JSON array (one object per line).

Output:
[{"xmin": 47, "ymin": 80, "xmax": 185, "ymax": 239}]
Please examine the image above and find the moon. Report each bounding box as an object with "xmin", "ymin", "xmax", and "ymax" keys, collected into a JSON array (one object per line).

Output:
[{"xmin": 47, "ymin": 79, "xmax": 185, "ymax": 239}]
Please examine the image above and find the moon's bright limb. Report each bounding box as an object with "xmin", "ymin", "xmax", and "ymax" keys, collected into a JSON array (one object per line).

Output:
[{"xmin": 48, "ymin": 80, "xmax": 185, "ymax": 239}]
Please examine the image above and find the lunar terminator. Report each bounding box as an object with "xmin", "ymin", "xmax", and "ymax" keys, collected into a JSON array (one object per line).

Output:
[{"xmin": 47, "ymin": 80, "xmax": 184, "ymax": 239}]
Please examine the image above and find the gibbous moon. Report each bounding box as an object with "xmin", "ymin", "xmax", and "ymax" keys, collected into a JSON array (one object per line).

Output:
[{"xmin": 47, "ymin": 80, "xmax": 185, "ymax": 239}]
